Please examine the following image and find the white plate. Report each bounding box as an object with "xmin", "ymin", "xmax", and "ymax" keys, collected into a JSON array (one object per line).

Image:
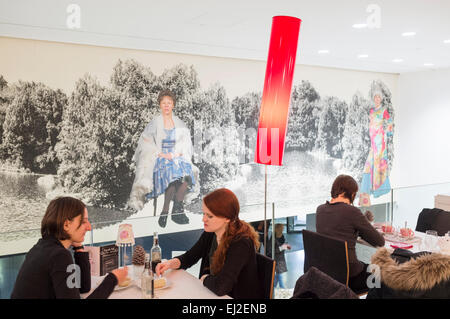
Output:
[{"xmin": 114, "ymin": 279, "xmax": 135, "ymax": 291}]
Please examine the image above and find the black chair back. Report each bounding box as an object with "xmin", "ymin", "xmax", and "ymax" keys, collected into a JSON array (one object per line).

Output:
[
  {"xmin": 302, "ymin": 230, "xmax": 349, "ymax": 286},
  {"xmin": 416, "ymin": 208, "xmax": 450, "ymax": 236},
  {"xmin": 255, "ymin": 252, "xmax": 276, "ymax": 299}
]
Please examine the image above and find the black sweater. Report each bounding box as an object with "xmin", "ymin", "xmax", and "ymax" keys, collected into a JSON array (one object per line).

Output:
[
  {"xmin": 316, "ymin": 201, "xmax": 385, "ymax": 277},
  {"xmin": 11, "ymin": 236, "xmax": 117, "ymax": 299},
  {"xmin": 177, "ymin": 231, "xmax": 263, "ymax": 299}
]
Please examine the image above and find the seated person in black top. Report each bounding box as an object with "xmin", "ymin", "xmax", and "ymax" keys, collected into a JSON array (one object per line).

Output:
[
  {"xmin": 11, "ymin": 197, "xmax": 128, "ymax": 299},
  {"xmin": 156, "ymin": 188, "xmax": 264, "ymax": 299},
  {"xmin": 316, "ymin": 175, "xmax": 385, "ymax": 293}
]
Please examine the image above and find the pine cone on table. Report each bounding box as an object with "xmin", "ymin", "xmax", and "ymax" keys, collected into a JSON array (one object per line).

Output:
[{"xmin": 132, "ymin": 245, "xmax": 146, "ymax": 265}]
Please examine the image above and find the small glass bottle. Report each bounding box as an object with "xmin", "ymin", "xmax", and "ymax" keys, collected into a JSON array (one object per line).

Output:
[
  {"xmin": 151, "ymin": 232, "xmax": 162, "ymax": 275},
  {"xmin": 141, "ymin": 253, "xmax": 154, "ymax": 299}
]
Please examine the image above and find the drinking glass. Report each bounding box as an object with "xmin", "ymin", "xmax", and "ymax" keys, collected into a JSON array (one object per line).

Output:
[
  {"xmin": 424, "ymin": 230, "xmax": 438, "ymax": 252},
  {"xmin": 426, "ymin": 230, "xmax": 438, "ymax": 236}
]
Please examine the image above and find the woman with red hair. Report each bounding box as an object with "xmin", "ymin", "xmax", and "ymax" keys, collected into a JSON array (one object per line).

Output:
[{"xmin": 156, "ymin": 188, "xmax": 263, "ymax": 298}]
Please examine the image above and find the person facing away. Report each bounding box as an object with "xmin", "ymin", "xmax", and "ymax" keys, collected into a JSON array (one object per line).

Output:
[
  {"xmin": 11, "ymin": 197, "xmax": 128, "ymax": 299},
  {"xmin": 156, "ymin": 188, "xmax": 264, "ymax": 299},
  {"xmin": 315, "ymin": 174, "xmax": 385, "ymax": 293},
  {"xmin": 266, "ymin": 223, "xmax": 291, "ymax": 289}
]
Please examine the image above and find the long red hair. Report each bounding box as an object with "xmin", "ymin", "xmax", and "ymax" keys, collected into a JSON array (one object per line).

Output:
[{"xmin": 203, "ymin": 188, "xmax": 260, "ymax": 274}]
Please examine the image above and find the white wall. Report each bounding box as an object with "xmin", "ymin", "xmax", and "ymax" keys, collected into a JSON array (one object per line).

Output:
[
  {"xmin": 391, "ymin": 67, "xmax": 450, "ymax": 228},
  {"xmin": 393, "ymin": 67, "xmax": 450, "ymax": 188}
]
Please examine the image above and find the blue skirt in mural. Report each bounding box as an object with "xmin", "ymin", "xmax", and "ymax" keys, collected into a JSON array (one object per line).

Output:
[{"xmin": 146, "ymin": 128, "xmax": 195, "ymax": 199}]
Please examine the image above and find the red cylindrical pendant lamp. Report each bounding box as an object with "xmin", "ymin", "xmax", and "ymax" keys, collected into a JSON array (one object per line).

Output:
[{"xmin": 255, "ymin": 16, "xmax": 301, "ymax": 166}]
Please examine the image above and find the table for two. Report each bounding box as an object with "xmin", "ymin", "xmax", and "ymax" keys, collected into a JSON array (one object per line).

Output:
[{"xmin": 82, "ymin": 266, "xmax": 231, "ymax": 299}]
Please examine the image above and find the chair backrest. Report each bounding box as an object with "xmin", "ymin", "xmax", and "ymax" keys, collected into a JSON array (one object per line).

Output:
[
  {"xmin": 416, "ymin": 208, "xmax": 450, "ymax": 236},
  {"xmin": 434, "ymin": 210, "xmax": 450, "ymax": 236},
  {"xmin": 416, "ymin": 208, "xmax": 438, "ymax": 233},
  {"xmin": 302, "ymin": 230, "xmax": 349, "ymax": 286},
  {"xmin": 255, "ymin": 252, "xmax": 276, "ymax": 299}
]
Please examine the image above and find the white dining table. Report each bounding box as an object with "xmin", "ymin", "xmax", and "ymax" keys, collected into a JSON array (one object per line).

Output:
[
  {"xmin": 81, "ymin": 265, "xmax": 232, "ymax": 299},
  {"xmin": 356, "ymin": 230, "xmax": 449, "ymax": 264}
]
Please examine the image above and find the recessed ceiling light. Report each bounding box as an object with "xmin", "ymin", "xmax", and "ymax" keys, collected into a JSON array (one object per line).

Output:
[
  {"xmin": 444, "ymin": 39, "xmax": 450, "ymax": 44},
  {"xmin": 424, "ymin": 63, "xmax": 434, "ymax": 66},
  {"xmin": 352, "ymin": 23, "xmax": 367, "ymax": 29},
  {"xmin": 318, "ymin": 50, "xmax": 330, "ymax": 54},
  {"xmin": 392, "ymin": 59, "xmax": 404, "ymax": 63},
  {"xmin": 358, "ymin": 54, "xmax": 369, "ymax": 58},
  {"xmin": 402, "ymin": 32, "xmax": 416, "ymax": 37}
]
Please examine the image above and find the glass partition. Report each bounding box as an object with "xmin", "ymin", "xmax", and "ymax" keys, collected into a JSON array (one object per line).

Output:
[{"xmin": 391, "ymin": 182, "xmax": 450, "ymax": 231}]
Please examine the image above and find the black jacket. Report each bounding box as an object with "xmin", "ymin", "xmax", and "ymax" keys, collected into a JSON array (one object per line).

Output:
[
  {"xmin": 367, "ymin": 248, "xmax": 450, "ymax": 299},
  {"xmin": 176, "ymin": 231, "xmax": 263, "ymax": 299},
  {"xmin": 11, "ymin": 236, "xmax": 117, "ymax": 299},
  {"xmin": 291, "ymin": 266, "xmax": 358, "ymax": 299}
]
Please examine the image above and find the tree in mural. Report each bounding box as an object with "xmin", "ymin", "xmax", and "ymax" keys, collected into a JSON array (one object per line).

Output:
[
  {"xmin": 342, "ymin": 92, "xmax": 371, "ymax": 182},
  {"xmin": 0, "ymin": 75, "xmax": 7, "ymax": 91},
  {"xmin": 191, "ymin": 83, "xmax": 240, "ymax": 194},
  {"xmin": 316, "ymin": 96, "xmax": 347, "ymax": 158},
  {"xmin": 0, "ymin": 81, "xmax": 66, "ymax": 173},
  {"xmin": 232, "ymin": 92, "xmax": 261, "ymax": 129},
  {"xmin": 231, "ymin": 92, "xmax": 261, "ymax": 164},
  {"xmin": 111, "ymin": 59, "xmax": 158, "ymax": 121},
  {"xmin": 56, "ymin": 75, "xmax": 121, "ymax": 206},
  {"xmin": 286, "ymin": 80, "xmax": 321, "ymax": 151},
  {"xmin": 0, "ymin": 75, "xmax": 9, "ymax": 146}
]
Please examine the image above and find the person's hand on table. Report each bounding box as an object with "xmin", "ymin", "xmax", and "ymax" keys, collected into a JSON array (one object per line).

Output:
[
  {"xmin": 111, "ymin": 266, "xmax": 129, "ymax": 285},
  {"xmin": 156, "ymin": 258, "xmax": 181, "ymax": 276}
]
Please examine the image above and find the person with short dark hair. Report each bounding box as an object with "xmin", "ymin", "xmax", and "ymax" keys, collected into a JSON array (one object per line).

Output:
[
  {"xmin": 316, "ymin": 175, "xmax": 385, "ymax": 293},
  {"xmin": 128, "ymin": 89, "xmax": 199, "ymax": 227},
  {"xmin": 11, "ymin": 197, "xmax": 128, "ymax": 299},
  {"xmin": 155, "ymin": 188, "xmax": 264, "ymax": 299}
]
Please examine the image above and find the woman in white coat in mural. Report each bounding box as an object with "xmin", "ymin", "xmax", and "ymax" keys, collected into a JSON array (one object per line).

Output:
[{"xmin": 128, "ymin": 90, "xmax": 199, "ymax": 227}]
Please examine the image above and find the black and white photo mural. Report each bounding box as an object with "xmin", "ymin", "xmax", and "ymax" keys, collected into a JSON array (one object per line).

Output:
[{"xmin": 0, "ymin": 59, "xmax": 395, "ymax": 241}]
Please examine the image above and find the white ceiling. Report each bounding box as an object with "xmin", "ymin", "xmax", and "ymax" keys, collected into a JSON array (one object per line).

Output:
[{"xmin": 1, "ymin": 0, "xmax": 450, "ymax": 74}]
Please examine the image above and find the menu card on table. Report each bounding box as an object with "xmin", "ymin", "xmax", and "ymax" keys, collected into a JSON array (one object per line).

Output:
[{"xmin": 85, "ymin": 244, "xmax": 119, "ymax": 276}]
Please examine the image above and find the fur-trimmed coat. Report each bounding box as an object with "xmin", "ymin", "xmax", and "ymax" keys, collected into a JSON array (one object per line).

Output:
[
  {"xmin": 367, "ymin": 248, "xmax": 450, "ymax": 299},
  {"xmin": 128, "ymin": 114, "xmax": 200, "ymax": 211}
]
